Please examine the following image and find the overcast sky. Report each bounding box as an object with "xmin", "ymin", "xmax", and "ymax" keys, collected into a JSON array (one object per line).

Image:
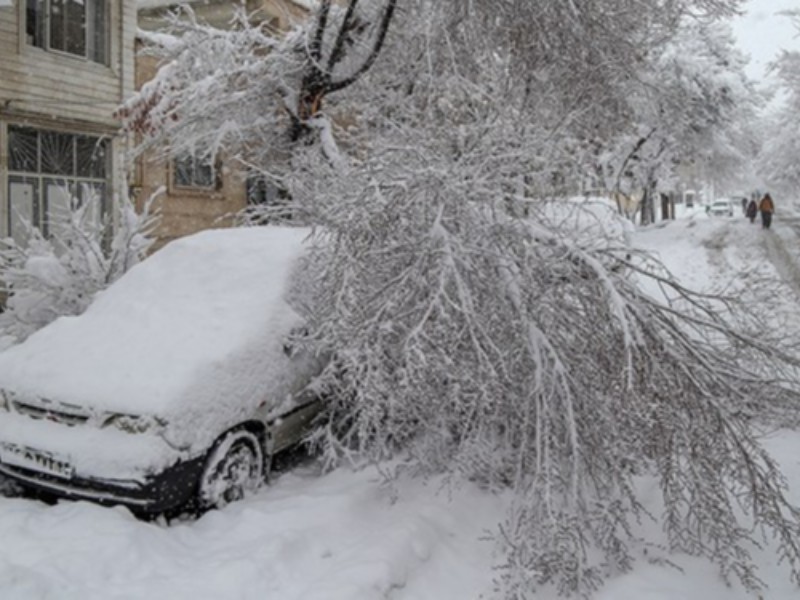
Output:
[{"xmin": 731, "ymin": 0, "xmax": 800, "ymax": 82}]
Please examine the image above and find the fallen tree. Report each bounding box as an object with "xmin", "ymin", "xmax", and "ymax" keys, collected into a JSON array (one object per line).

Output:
[{"xmin": 121, "ymin": 1, "xmax": 800, "ymax": 596}]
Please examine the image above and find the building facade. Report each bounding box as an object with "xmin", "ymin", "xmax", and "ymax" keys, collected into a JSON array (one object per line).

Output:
[{"xmin": 0, "ymin": 0, "xmax": 136, "ymax": 245}]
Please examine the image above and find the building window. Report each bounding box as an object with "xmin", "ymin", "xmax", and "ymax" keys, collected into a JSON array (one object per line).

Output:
[
  {"xmin": 7, "ymin": 125, "xmax": 109, "ymax": 245},
  {"xmin": 245, "ymin": 173, "xmax": 292, "ymax": 223},
  {"xmin": 173, "ymin": 152, "xmax": 216, "ymax": 190},
  {"xmin": 26, "ymin": 0, "xmax": 108, "ymax": 65}
]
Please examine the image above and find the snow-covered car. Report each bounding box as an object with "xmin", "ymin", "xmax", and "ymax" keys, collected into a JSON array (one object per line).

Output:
[
  {"xmin": 708, "ymin": 199, "xmax": 734, "ymax": 217},
  {"xmin": 0, "ymin": 227, "xmax": 326, "ymax": 513}
]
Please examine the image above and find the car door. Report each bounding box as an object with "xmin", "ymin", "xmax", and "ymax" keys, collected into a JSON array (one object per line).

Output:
[{"xmin": 264, "ymin": 331, "xmax": 327, "ymax": 453}]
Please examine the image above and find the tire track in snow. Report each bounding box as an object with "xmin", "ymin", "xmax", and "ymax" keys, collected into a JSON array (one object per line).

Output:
[
  {"xmin": 701, "ymin": 220, "xmax": 742, "ymax": 293},
  {"xmin": 702, "ymin": 221, "xmax": 731, "ymax": 274}
]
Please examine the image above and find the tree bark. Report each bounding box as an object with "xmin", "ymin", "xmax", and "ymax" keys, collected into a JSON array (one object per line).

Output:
[{"xmin": 291, "ymin": 0, "xmax": 397, "ymax": 142}]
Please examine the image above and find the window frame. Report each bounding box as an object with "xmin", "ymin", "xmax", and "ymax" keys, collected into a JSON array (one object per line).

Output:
[
  {"xmin": 170, "ymin": 151, "xmax": 219, "ymax": 193},
  {"xmin": 24, "ymin": 0, "xmax": 109, "ymax": 65}
]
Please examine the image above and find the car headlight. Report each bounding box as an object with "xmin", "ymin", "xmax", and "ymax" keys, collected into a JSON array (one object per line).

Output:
[{"xmin": 101, "ymin": 413, "xmax": 164, "ymax": 434}]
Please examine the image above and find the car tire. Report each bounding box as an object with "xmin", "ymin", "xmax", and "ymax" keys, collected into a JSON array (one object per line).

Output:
[{"xmin": 197, "ymin": 428, "xmax": 265, "ymax": 510}]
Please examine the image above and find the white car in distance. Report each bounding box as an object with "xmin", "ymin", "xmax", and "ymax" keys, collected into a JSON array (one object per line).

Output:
[{"xmin": 708, "ymin": 198, "xmax": 735, "ymax": 217}]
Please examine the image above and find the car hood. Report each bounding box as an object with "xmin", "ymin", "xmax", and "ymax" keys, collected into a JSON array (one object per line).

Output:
[{"xmin": 0, "ymin": 227, "xmax": 313, "ymax": 430}]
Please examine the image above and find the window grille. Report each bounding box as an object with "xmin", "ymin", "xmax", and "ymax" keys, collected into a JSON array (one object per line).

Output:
[{"xmin": 7, "ymin": 125, "xmax": 109, "ymax": 244}]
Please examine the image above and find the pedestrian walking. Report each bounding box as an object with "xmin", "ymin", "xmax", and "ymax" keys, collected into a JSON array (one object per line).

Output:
[
  {"xmin": 741, "ymin": 197, "xmax": 747, "ymax": 214},
  {"xmin": 759, "ymin": 193, "xmax": 775, "ymax": 229},
  {"xmin": 746, "ymin": 198, "xmax": 758, "ymax": 223}
]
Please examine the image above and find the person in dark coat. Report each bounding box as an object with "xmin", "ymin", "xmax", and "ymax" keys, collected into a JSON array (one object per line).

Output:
[
  {"xmin": 759, "ymin": 193, "xmax": 775, "ymax": 229},
  {"xmin": 746, "ymin": 199, "xmax": 758, "ymax": 223}
]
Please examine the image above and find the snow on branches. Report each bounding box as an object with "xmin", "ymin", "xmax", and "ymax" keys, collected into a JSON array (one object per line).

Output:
[
  {"xmin": 119, "ymin": 1, "xmax": 396, "ymax": 169},
  {"xmin": 118, "ymin": 10, "xmax": 290, "ymax": 162},
  {"xmin": 757, "ymin": 46, "xmax": 800, "ymax": 197},
  {"xmin": 286, "ymin": 4, "xmax": 800, "ymax": 595},
  {"xmin": 297, "ymin": 138, "xmax": 800, "ymax": 597}
]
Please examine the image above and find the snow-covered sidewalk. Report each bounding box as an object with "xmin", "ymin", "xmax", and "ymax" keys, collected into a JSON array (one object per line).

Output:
[{"xmin": 0, "ymin": 464, "xmax": 506, "ymax": 600}]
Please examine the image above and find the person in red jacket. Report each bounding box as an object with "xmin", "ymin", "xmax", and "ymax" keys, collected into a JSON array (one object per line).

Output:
[{"xmin": 759, "ymin": 193, "xmax": 775, "ymax": 229}]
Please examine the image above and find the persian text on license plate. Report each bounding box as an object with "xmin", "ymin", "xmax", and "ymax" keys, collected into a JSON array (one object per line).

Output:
[{"xmin": 0, "ymin": 442, "xmax": 74, "ymax": 479}]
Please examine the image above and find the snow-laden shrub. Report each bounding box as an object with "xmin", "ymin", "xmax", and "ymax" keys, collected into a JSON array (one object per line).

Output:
[{"xmin": 0, "ymin": 192, "xmax": 159, "ymax": 346}]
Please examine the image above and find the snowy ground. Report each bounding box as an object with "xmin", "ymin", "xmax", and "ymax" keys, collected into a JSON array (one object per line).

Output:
[{"xmin": 2, "ymin": 207, "xmax": 800, "ymax": 599}]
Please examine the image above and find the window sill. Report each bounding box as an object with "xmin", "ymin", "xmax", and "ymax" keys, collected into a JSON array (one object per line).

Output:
[
  {"xmin": 168, "ymin": 185, "xmax": 225, "ymax": 200},
  {"xmin": 24, "ymin": 45, "xmax": 113, "ymax": 76}
]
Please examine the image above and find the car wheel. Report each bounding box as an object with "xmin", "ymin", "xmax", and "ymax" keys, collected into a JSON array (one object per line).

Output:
[{"xmin": 197, "ymin": 429, "xmax": 264, "ymax": 510}]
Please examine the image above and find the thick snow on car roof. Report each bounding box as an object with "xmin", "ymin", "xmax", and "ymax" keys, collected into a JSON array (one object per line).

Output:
[{"xmin": 0, "ymin": 226, "xmax": 311, "ymax": 418}]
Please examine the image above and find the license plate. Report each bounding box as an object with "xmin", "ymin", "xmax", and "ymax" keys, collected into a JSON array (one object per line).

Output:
[{"xmin": 0, "ymin": 442, "xmax": 74, "ymax": 479}]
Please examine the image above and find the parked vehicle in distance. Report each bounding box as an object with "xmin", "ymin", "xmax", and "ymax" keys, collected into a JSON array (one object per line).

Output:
[
  {"xmin": 0, "ymin": 227, "xmax": 326, "ymax": 514},
  {"xmin": 708, "ymin": 198, "xmax": 734, "ymax": 217}
]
